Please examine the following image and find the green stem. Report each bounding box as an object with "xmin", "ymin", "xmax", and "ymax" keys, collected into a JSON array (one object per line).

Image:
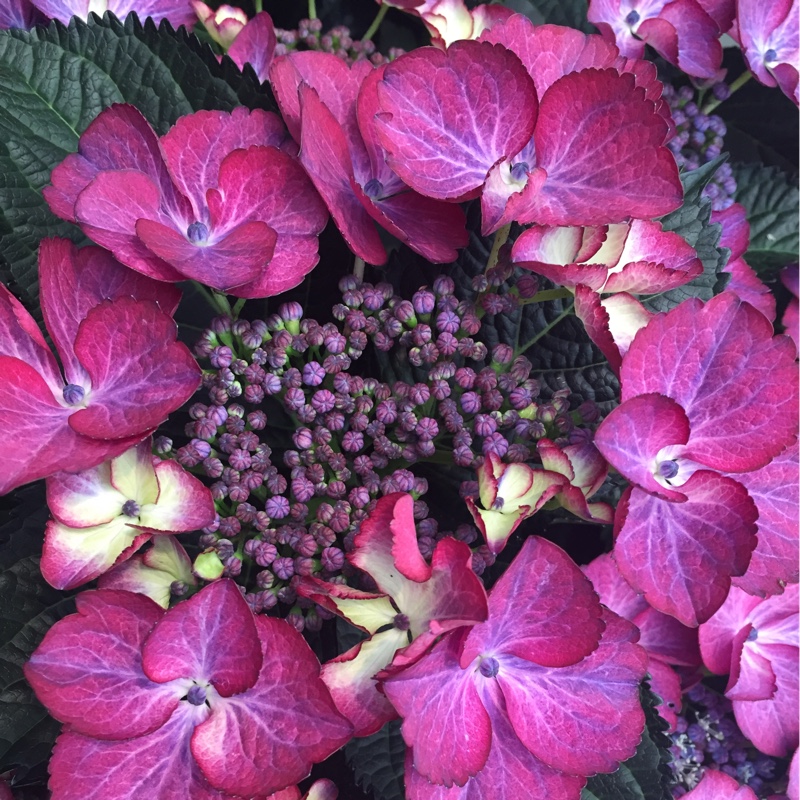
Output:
[
  {"xmin": 232, "ymin": 298, "xmax": 246, "ymax": 318},
  {"xmin": 515, "ymin": 301, "xmax": 574, "ymax": 357},
  {"xmin": 254, "ymin": 0, "xmax": 262, "ymax": 11},
  {"xmin": 521, "ymin": 287, "xmax": 573, "ymax": 304},
  {"xmin": 353, "ymin": 256, "xmax": 365, "ymax": 282},
  {"xmin": 486, "ymin": 224, "xmax": 511, "ymax": 273},
  {"xmin": 307, "ymin": 0, "xmax": 317, "ymax": 20},
  {"xmin": 211, "ymin": 291, "xmax": 233, "ymax": 318},
  {"xmin": 193, "ymin": 282, "xmax": 230, "ymax": 315},
  {"xmin": 362, "ymin": 4, "xmax": 389, "ymax": 42},
  {"xmin": 702, "ymin": 70, "xmax": 752, "ymax": 113}
]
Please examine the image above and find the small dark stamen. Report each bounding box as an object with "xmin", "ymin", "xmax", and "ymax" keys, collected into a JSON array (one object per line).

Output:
[
  {"xmin": 62, "ymin": 384, "xmax": 85, "ymax": 406},
  {"xmin": 625, "ymin": 9, "xmax": 640, "ymax": 25},
  {"xmin": 658, "ymin": 460, "xmax": 679, "ymax": 480},
  {"xmin": 186, "ymin": 684, "xmax": 207, "ymax": 706},
  {"xmin": 187, "ymin": 221, "xmax": 210, "ymax": 243},
  {"xmin": 509, "ymin": 162, "xmax": 529, "ymax": 182},
  {"xmin": 393, "ymin": 613, "xmax": 410, "ymax": 631},
  {"xmin": 764, "ymin": 48, "xmax": 777, "ymax": 62},
  {"xmin": 121, "ymin": 499, "xmax": 141, "ymax": 517},
  {"xmin": 363, "ymin": 178, "xmax": 384, "ymax": 199},
  {"xmin": 479, "ymin": 657, "xmax": 500, "ymax": 678}
]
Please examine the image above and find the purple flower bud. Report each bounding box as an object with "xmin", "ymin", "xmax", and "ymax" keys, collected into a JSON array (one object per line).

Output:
[
  {"xmin": 294, "ymin": 556, "xmax": 316, "ymax": 576},
  {"xmin": 436, "ymin": 309, "xmax": 460, "ymax": 334},
  {"xmin": 433, "ymin": 275, "xmax": 455, "ymax": 296},
  {"xmin": 460, "ymin": 391, "xmax": 481, "ymax": 414},
  {"xmin": 272, "ymin": 557, "xmax": 295, "ymax": 581},
  {"xmin": 203, "ymin": 457, "xmax": 224, "ymax": 478},
  {"xmin": 412, "ymin": 289, "xmax": 436, "ymax": 315},
  {"xmin": 265, "ymin": 496, "xmax": 290, "ymax": 519},
  {"xmin": 293, "ymin": 428, "xmax": 314, "ymax": 450},
  {"xmin": 482, "ymin": 432, "xmax": 509, "ymax": 457},
  {"xmin": 506, "ymin": 443, "xmax": 531, "ymax": 462},
  {"xmin": 454, "ymin": 446, "xmax": 476, "ymax": 467},
  {"xmin": 154, "ymin": 436, "xmax": 173, "ymax": 454},
  {"xmin": 311, "ymin": 389, "xmax": 336, "ymax": 413}
]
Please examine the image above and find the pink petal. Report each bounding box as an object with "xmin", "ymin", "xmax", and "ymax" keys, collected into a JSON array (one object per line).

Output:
[
  {"xmin": 135, "ymin": 217, "xmax": 278, "ymax": 291},
  {"xmin": 520, "ymin": 69, "xmax": 682, "ymax": 226},
  {"xmin": 139, "ymin": 459, "xmax": 216, "ymax": 532},
  {"xmin": 681, "ymin": 769, "xmax": 759, "ymax": 800},
  {"xmin": 496, "ymin": 609, "xmax": 647, "ymax": 774},
  {"xmin": 634, "ymin": 607, "xmax": 701, "ymax": 667},
  {"xmin": 461, "ymin": 536, "xmax": 604, "ymax": 668},
  {"xmin": 646, "ymin": 658, "xmax": 683, "ymax": 731},
  {"xmin": 621, "ymin": 293, "xmax": 799, "ymax": 473},
  {"xmin": 731, "ymin": 442, "xmax": 799, "ymax": 596},
  {"xmin": 594, "ymin": 393, "xmax": 691, "ymax": 500},
  {"xmin": 404, "ymin": 683, "xmax": 587, "ymax": 799},
  {"xmin": 46, "ymin": 705, "xmax": 225, "ymax": 800},
  {"xmin": 73, "ymin": 170, "xmax": 185, "ymax": 283},
  {"xmin": 583, "ymin": 552, "xmax": 649, "ymax": 621},
  {"xmin": 382, "ymin": 629, "xmax": 492, "ymax": 786},
  {"xmin": 725, "ymin": 621, "xmax": 776, "ymax": 701},
  {"xmin": 39, "ymin": 239, "xmax": 181, "ymax": 388},
  {"xmin": 227, "ymin": 12, "xmax": 277, "ymax": 84},
  {"xmin": 574, "ymin": 284, "xmax": 624, "ymax": 374},
  {"xmin": 191, "ymin": 617, "xmax": 352, "ymax": 797},
  {"xmin": 297, "ymin": 83, "xmax": 386, "ymax": 265},
  {"xmin": 24, "ymin": 590, "xmax": 179, "ymax": 739},
  {"xmin": 480, "ymin": 17, "xmax": 620, "ymax": 98},
  {"xmin": 159, "ymin": 107, "xmax": 288, "ymax": 219},
  {"xmin": 613, "ymin": 474, "xmax": 758, "ymax": 626},
  {"xmin": 356, "ymin": 64, "xmax": 400, "ymax": 189},
  {"xmin": 0, "ymin": 356, "xmax": 140, "ymax": 494},
  {"xmin": 722, "ymin": 257, "xmax": 777, "ymax": 322},
  {"xmin": 68, "ymin": 297, "xmax": 201, "ymax": 440},
  {"xmin": 46, "ymin": 458, "xmax": 128, "ymax": 529},
  {"xmin": 375, "ymin": 41, "xmax": 538, "ymax": 200},
  {"xmin": 699, "ymin": 585, "xmax": 763, "ymax": 674},
  {"xmin": 789, "ymin": 747, "xmax": 799, "ymax": 800},
  {"xmin": 41, "ymin": 517, "xmax": 151, "ymax": 591},
  {"xmin": 142, "ymin": 579, "xmax": 263, "ymax": 696},
  {"xmin": 712, "ymin": 202, "xmax": 750, "ymax": 261}
]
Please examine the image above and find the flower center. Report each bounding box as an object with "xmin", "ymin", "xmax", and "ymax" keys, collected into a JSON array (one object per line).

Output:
[
  {"xmin": 62, "ymin": 384, "xmax": 85, "ymax": 406},
  {"xmin": 393, "ymin": 613, "xmax": 410, "ymax": 631},
  {"xmin": 363, "ymin": 178, "xmax": 384, "ymax": 199},
  {"xmin": 187, "ymin": 221, "xmax": 210, "ymax": 243},
  {"xmin": 764, "ymin": 48, "xmax": 777, "ymax": 63},
  {"xmin": 625, "ymin": 9, "xmax": 640, "ymax": 25},
  {"xmin": 657, "ymin": 460, "xmax": 680, "ymax": 480},
  {"xmin": 479, "ymin": 656, "xmax": 499, "ymax": 678},
  {"xmin": 186, "ymin": 684, "xmax": 207, "ymax": 706},
  {"xmin": 121, "ymin": 499, "xmax": 141, "ymax": 517},
  {"xmin": 746, "ymin": 627, "xmax": 758, "ymax": 642},
  {"xmin": 509, "ymin": 162, "xmax": 529, "ymax": 182}
]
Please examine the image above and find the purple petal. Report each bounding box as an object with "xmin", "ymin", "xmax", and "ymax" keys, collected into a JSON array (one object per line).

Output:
[
  {"xmin": 461, "ymin": 536, "xmax": 604, "ymax": 669},
  {"xmin": 620, "ymin": 293, "xmax": 800, "ymax": 473},
  {"xmin": 142, "ymin": 579, "xmax": 263, "ymax": 696},
  {"xmin": 46, "ymin": 705, "xmax": 225, "ymax": 800},
  {"xmin": 497, "ymin": 609, "xmax": 647, "ymax": 774},
  {"xmin": 67, "ymin": 298, "xmax": 200, "ymax": 440},
  {"xmin": 614, "ymin": 474, "xmax": 758, "ymax": 626},
  {"xmin": 375, "ymin": 41, "xmax": 538, "ymax": 200},
  {"xmin": 24, "ymin": 590, "xmax": 179, "ymax": 739},
  {"xmin": 191, "ymin": 617, "xmax": 352, "ymax": 797},
  {"xmin": 681, "ymin": 769, "xmax": 759, "ymax": 800},
  {"xmin": 227, "ymin": 12, "xmax": 277, "ymax": 84},
  {"xmin": 0, "ymin": 0, "xmax": 45, "ymax": 28}
]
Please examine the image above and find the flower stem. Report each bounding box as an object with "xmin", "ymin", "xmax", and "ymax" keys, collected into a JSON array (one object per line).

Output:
[
  {"xmin": 211, "ymin": 290, "xmax": 233, "ymax": 317},
  {"xmin": 362, "ymin": 4, "xmax": 389, "ymax": 42},
  {"xmin": 353, "ymin": 256, "xmax": 365, "ymax": 282},
  {"xmin": 702, "ymin": 70, "xmax": 752, "ymax": 113},
  {"xmin": 254, "ymin": 0, "xmax": 262, "ymax": 11},
  {"xmin": 308, "ymin": 0, "xmax": 317, "ymax": 20},
  {"xmin": 486, "ymin": 224, "xmax": 511, "ymax": 273},
  {"xmin": 521, "ymin": 287, "xmax": 573, "ymax": 304}
]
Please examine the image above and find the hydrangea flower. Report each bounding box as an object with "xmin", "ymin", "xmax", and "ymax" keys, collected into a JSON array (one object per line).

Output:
[
  {"xmin": 587, "ymin": 0, "xmax": 728, "ymax": 79},
  {"xmin": 781, "ymin": 263, "xmax": 799, "ymax": 349},
  {"xmin": 24, "ymin": 580, "xmax": 353, "ymax": 799},
  {"xmin": 584, "ymin": 552, "xmax": 702, "ymax": 729},
  {"xmin": 699, "ymin": 584, "xmax": 799, "ymax": 758},
  {"xmin": 594, "ymin": 293, "xmax": 799, "ymax": 625},
  {"xmin": 0, "ymin": 238, "xmax": 198, "ymax": 494},
  {"xmin": 381, "ymin": 536, "xmax": 647, "ymax": 798},
  {"xmin": 98, "ymin": 534, "xmax": 197, "ymax": 608},
  {"xmin": 29, "ymin": 0, "xmax": 196, "ymax": 27},
  {"xmin": 374, "ymin": 16, "xmax": 682, "ymax": 235},
  {"xmin": 192, "ymin": 1, "xmax": 248, "ymax": 47},
  {"xmin": 735, "ymin": 0, "xmax": 799, "ymax": 105},
  {"xmin": 295, "ymin": 493, "xmax": 488, "ymax": 736},
  {"xmin": 45, "ymin": 104, "xmax": 327, "ymax": 297},
  {"xmin": 42, "ymin": 439, "xmax": 215, "ymax": 590},
  {"xmin": 269, "ymin": 51, "xmax": 468, "ymax": 264}
]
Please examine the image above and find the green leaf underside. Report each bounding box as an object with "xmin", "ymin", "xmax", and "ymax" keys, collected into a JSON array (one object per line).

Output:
[
  {"xmin": 733, "ymin": 162, "xmax": 799, "ymax": 273},
  {"xmin": 0, "ymin": 12, "xmax": 274, "ymax": 311}
]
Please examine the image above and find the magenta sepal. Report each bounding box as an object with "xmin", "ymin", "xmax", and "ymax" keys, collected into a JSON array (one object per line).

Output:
[
  {"xmin": 459, "ymin": 536, "xmax": 604, "ymax": 669},
  {"xmin": 227, "ymin": 11, "xmax": 277, "ymax": 84},
  {"xmin": 375, "ymin": 40, "xmax": 538, "ymax": 202},
  {"xmin": 191, "ymin": 616, "xmax": 352, "ymax": 797},
  {"xmin": 613, "ymin": 472, "xmax": 758, "ymax": 626},
  {"xmin": 23, "ymin": 591, "xmax": 180, "ymax": 740},
  {"xmin": 142, "ymin": 579, "xmax": 262, "ymax": 697},
  {"xmin": 680, "ymin": 769, "xmax": 759, "ymax": 800},
  {"xmin": 46, "ymin": 704, "xmax": 231, "ymax": 800},
  {"xmin": 730, "ymin": 442, "xmax": 799, "ymax": 596},
  {"xmin": 619, "ymin": 293, "xmax": 799, "ymax": 474}
]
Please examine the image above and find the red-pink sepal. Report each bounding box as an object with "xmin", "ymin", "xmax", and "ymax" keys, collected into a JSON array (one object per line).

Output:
[
  {"xmin": 613, "ymin": 473, "xmax": 758, "ymax": 627},
  {"xmin": 190, "ymin": 617, "xmax": 352, "ymax": 797},
  {"xmin": 574, "ymin": 286, "xmax": 651, "ymax": 374},
  {"xmin": 23, "ymin": 590, "xmax": 181, "ymax": 740},
  {"xmin": 46, "ymin": 704, "xmax": 233, "ymax": 800},
  {"xmin": 142, "ymin": 579, "xmax": 262, "ymax": 697},
  {"xmin": 681, "ymin": 769, "xmax": 759, "ymax": 800},
  {"xmin": 227, "ymin": 12, "xmax": 277, "ymax": 84},
  {"xmin": 374, "ymin": 40, "xmax": 538, "ymax": 202},
  {"xmin": 730, "ymin": 442, "xmax": 799, "ymax": 597},
  {"xmin": 620, "ymin": 293, "xmax": 800, "ymax": 474}
]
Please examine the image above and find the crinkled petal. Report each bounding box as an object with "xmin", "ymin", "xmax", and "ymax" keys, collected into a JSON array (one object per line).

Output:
[
  {"xmin": 681, "ymin": 768, "xmax": 759, "ymax": 800},
  {"xmin": 46, "ymin": 459, "xmax": 127, "ymax": 529},
  {"xmin": 138, "ymin": 459, "xmax": 216, "ymax": 532}
]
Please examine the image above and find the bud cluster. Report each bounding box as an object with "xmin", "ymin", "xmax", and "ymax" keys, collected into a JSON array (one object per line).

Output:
[
  {"xmin": 669, "ymin": 683, "xmax": 785, "ymax": 797},
  {"xmin": 274, "ymin": 18, "xmax": 405, "ymax": 66},
  {"xmin": 663, "ymin": 83, "xmax": 737, "ymax": 211}
]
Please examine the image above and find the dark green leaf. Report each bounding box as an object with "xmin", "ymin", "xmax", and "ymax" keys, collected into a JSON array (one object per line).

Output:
[
  {"xmin": 0, "ymin": 486, "xmax": 75, "ymax": 779},
  {"xmin": 345, "ymin": 720, "xmax": 405, "ymax": 800},
  {"xmin": 733, "ymin": 163, "xmax": 799, "ymax": 274},
  {"xmin": 502, "ymin": 0, "xmax": 595, "ymax": 33},
  {"xmin": 642, "ymin": 156, "xmax": 730, "ymax": 313},
  {"xmin": 583, "ymin": 682, "xmax": 674, "ymax": 800},
  {"xmin": 0, "ymin": 12, "xmax": 275, "ymax": 310}
]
